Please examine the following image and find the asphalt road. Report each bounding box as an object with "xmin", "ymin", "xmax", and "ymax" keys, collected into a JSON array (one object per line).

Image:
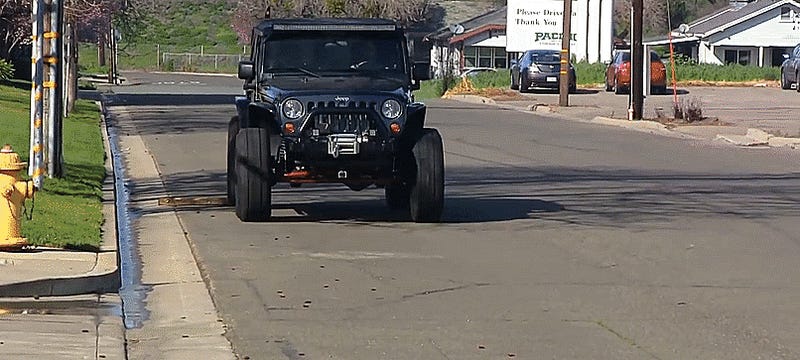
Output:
[{"xmin": 108, "ymin": 72, "xmax": 800, "ymax": 359}]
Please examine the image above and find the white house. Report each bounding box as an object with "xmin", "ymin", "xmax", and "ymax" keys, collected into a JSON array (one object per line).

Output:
[
  {"xmin": 645, "ymin": 0, "xmax": 800, "ymax": 66},
  {"xmin": 425, "ymin": 7, "xmax": 509, "ymax": 78}
]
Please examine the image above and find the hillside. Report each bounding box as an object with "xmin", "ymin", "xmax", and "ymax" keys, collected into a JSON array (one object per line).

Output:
[{"xmin": 112, "ymin": 0, "xmax": 499, "ymax": 71}]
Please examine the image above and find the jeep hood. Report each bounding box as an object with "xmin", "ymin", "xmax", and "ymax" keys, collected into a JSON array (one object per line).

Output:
[{"xmin": 264, "ymin": 76, "xmax": 408, "ymax": 92}]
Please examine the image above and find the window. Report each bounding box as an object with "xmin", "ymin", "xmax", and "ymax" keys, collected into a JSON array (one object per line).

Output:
[
  {"xmin": 494, "ymin": 49, "xmax": 507, "ymax": 68},
  {"xmin": 724, "ymin": 49, "xmax": 751, "ymax": 65},
  {"xmin": 478, "ymin": 47, "xmax": 493, "ymax": 67},
  {"xmin": 781, "ymin": 6, "xmax": 792, "ymax": 21},
  {"xmin": 463, "ymin": 46, "xmax": 508, "ymax": 68},
  {"xmin": 463, "ymin": 47, "xmax": 477, "ymax": 67}
]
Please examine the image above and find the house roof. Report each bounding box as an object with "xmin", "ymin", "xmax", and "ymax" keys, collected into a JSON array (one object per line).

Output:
[
  {"xmin": 678, "ymin": 0, "xmax": 800, "ymax": 37},
  {"xmin": 425, "ymin": 6, "xmax": 506, "ymax": 43}
]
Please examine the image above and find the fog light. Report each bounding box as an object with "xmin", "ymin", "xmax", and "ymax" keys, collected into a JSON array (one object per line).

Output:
[
  {"xmin": 390, "ymin": 123, "xmax": 401, "ymax": 134},
  {"xmin": 284, "ymin": 123, "xmax": 296, "ymax": 134}
]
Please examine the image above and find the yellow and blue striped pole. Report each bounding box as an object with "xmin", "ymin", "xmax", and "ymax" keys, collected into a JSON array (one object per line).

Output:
[{"xmin": 29, "ymin": 0, "xmax": 46, "ymax": 189}]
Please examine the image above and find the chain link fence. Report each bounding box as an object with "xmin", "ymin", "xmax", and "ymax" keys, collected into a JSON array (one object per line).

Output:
[
  {"xmin": 107, "ymin": 44, "xmax": 251, "ymax": 73},
  {"xmin": 160, "ymin": 52, "xmax": 247, "ymax": 73}
]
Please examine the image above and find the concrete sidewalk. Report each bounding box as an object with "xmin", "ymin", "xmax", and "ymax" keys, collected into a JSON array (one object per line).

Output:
[
  {"xmin": 445, "ymin": 85, "xmax": 800, "ymax": 150},
  {"xmin": 0, "ymin": 113, "xmax": 125, "ymax": 358}
]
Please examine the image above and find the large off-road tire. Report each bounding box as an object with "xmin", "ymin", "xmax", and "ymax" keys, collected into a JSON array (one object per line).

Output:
[
  {"xmin": 385, "ymin": 184, "xmax": 410, "ymax": 209},
  {"xmin": 780, "ymin": 71, "xmax": 791, "ymax": 90},
  {"xmin": 226, "ymin": 116, "xmax": 239, "ymax": 205},
  {"xmin": 234, "ymin": 128, "xmax": 272, "ymax": 222},
  {"xmin": 408, "ymin": 128, "xmax": 444, "ymax": 223}
]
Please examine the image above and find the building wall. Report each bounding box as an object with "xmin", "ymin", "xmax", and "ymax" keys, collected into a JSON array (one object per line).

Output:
[
  {"xmin": 709, "ymin": 4, "xmax": 800, "ymax": 47},
  {"xmin": 689, "ymin": 4, "xmax": 800, "ymax": 66},
  {"xmin": 698, "ymin": 41, "xmax": 724, "ymax": 65}
]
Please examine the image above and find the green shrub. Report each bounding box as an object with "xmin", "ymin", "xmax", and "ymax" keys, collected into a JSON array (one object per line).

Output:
[
  {"xmin": 469, "ymin": 70, "xmax": 510, "ymax": 88},
  {"xmin": 0, "ymin": 59, "xmax": 14, "ymax": 80},
  {"xmin": 674, "ymin": 63, "xmax": 779, "ymax": 82},
  {"xmin": 574, "ymin": 61, "xmax": 607, "ymax": 85}
]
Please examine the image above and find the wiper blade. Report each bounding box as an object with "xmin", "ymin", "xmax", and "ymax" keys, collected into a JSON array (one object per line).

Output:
[
  {"xmin": 266, "ymin": 67, "xmax": 321, "ymax": 78},
  {"xmin": 348, "ymin": 69, "xmax": 405, "ymax": 83}
]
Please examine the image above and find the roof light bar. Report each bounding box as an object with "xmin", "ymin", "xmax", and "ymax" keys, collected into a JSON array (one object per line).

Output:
[{"xmin": 273, "ymin": 24, "xmax": 396, "ymax": 31}]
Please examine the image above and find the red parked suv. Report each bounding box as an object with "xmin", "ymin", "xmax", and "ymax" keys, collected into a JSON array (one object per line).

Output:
[{"xmin": 605, "ymin": 50, "xmax": 667, "ymax": 94}]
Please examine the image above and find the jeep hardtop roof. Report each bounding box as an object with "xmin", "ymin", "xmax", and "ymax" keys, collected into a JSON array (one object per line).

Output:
[{"xmin": 254, "ymin": 18, "xmax": 400, "ymax": 36}]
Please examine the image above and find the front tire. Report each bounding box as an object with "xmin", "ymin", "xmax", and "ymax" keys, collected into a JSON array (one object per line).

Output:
[
  {"xmin": 780, "ymin": 71, "xmax": 791, "ymax": 90},
  {"xmin": 795, "ymin": 72, "xmax": 800, "ymax": 93},
  {"xmin": 518, "ymin": 75, "xmax": 529, "ymax": 93},
  {"xmin": 614, "ymin": 79, "xmax": 624, "ymax": 95},
  {"xmin": 408, "ymin": 128, "xmax": 444, "ymax": 223},
  {"xmin": 235, "ymin": 128, "xmax": 272, "ymax": 222},
  {"xmin": 510, "ymin": 72, "xmax": 519, "ymax": 90},
  {"xmin": 226, "ymin": 116, "xmax": 239, "ymax": 205}
]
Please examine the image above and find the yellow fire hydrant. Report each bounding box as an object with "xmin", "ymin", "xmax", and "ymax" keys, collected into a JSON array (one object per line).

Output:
[{"xmin": 0, "ymin": 145, "xmax": 35, "ymax": 250}]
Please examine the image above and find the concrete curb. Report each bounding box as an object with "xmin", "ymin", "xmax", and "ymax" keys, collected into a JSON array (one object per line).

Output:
[
  {"xmin": 442, "ymin": 94, "xmax": 496, "ymax": 105},
  {"xmin": 0, "ymin": 103, "xmax": 120, "ymax": 298},
  {"xmin": 717, "ymin": 128, "xmax": 800, "ymax": 149}
]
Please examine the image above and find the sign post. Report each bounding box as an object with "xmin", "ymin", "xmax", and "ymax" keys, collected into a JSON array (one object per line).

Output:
[{"xmin": 559, "ymin": 0, "xmax": 572, "ymax": 106}]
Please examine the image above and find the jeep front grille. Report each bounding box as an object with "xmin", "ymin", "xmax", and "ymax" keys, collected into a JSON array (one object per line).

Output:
[{"xmin": 307, "ymin": 101, "xmax": 377, "ymax": 135}]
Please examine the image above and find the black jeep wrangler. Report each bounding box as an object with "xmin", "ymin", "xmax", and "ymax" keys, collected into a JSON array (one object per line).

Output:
[{"xmin": 228, "ymin": 18, "xmax": 444, "ymax": 223}]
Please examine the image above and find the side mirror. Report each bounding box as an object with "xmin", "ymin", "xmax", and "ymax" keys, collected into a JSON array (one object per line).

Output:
[
  {"xmin": 238, "ymin": 61, "xmax": 254, "ymax": 80},
  {"xmin": 412, "ymin": 61, "xmax": 431, "ymax": 81},
  {"xmin": 783, "ymin": 53, "xmax": 790, "ymax": 59}
]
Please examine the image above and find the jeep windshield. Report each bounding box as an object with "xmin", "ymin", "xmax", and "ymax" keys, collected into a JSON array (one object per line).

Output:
[{"xmin": 261, "ymin": 31, "xmax": 407, "ymax": 82}]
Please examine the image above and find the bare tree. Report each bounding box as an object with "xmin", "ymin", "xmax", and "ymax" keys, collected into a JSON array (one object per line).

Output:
[
  {"xmin": 0, "ymin": 0, "xmax": 31, "ymax": 60},
  {"xmin": 229, "ymin": 0, "xmax": 431, "ymax": 44}
]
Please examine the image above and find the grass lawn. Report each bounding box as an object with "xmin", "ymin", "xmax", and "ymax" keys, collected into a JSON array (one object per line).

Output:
[{"xmin": 0, "ymin": 80, "xmax": 105, "ymax": 250}]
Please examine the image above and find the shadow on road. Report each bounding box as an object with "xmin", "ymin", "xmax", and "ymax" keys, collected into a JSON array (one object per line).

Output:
[
  {"xmin": 103, "ymin": 93, "xmax": 237, "ymax": 107},
  {"xmin": 123, "ymin": 166, "xmax": 800, "ymax": 226}
]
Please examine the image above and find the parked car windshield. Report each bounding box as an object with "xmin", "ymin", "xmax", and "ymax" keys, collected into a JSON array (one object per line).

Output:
[{"xmin": 262, "ymin": 31, "xmax": 406, "ymax": 79}]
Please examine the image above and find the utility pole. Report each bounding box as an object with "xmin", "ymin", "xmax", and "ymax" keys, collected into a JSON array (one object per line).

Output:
[
  {"xmin": 559, "ymin": 0, "xmax": 573, "ymax": 107},
  {"xmin": 631, "ymin": 0, "xmax": 644, "ymax": 120},
  {"xmin": 29, "ymin": 0, "xmax": 46, "ymax": 188},
  {"xmin": 46, "ymin": 0, "xmax": 64, "ymax": 178},
  {"xmin": 30, "ymin": 0, "xmax": 64, "ymax": 186}
]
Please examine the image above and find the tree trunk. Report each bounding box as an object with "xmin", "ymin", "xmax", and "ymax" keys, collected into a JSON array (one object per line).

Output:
[
  {"xmin": 98, "ymin": 35, "xmax": 106, "ymax": 67},
  {"xmin": 66, "ymin": 22, "xmax": 77, "ymax": 115}
]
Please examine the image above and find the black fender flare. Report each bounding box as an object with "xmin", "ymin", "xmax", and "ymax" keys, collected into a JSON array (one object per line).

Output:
[
  {"xmin": 405, "ymin": 103, "xmax": 427, "ymax": 136},
  {"xmin": 235, "ymin": 98, "xmax": 281, "ymax": 156}
]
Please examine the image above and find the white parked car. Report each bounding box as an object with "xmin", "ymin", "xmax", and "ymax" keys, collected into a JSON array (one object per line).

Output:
[{"xmin": 461, "ymin": 67, "xmax": 497, "ymax": 77}]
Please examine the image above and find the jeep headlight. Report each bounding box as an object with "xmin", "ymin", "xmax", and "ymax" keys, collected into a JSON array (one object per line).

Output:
[
  {"xmin": 381, "ymin": 99, "xmax": 402, "ymax": 119},
  {"xmin": 282, "ymin": 99, "xmax": 304, "ymax": 119}
]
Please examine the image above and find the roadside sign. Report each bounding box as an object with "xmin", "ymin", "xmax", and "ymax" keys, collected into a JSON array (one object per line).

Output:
[{"xmin": 506, "ymin": 0, "xmax": 613, "ymax": 63}]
